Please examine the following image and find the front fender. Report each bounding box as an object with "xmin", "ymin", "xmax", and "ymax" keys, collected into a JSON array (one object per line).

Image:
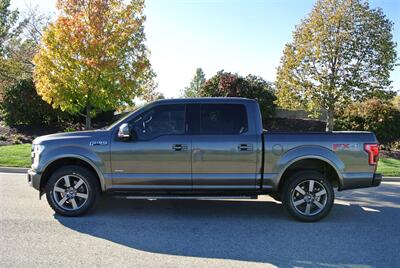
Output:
[{"xmin": 37, "ymin": 146, "xmax": 107, "ymax": 191}]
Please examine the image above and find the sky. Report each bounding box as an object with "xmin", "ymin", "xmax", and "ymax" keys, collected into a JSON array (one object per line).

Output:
[{"xmin": 12, "ymin": 0, "xmax": 400, "ymax": 98}]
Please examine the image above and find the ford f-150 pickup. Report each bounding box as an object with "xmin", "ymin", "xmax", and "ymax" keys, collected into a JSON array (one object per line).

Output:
[{"xmin": 28, "ymin": 98, "xmax": 382, "ymax": 221}]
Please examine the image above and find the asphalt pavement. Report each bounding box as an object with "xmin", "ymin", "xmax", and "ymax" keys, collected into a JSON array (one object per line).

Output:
[{"xmin": 1, "ymin": 172, "xmax": 399, "ymax": 268}]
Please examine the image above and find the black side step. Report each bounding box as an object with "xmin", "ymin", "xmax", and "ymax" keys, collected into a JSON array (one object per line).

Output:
[{"xmin": 113, "ymin": 195, "xmax": 258, "ymax": 200}]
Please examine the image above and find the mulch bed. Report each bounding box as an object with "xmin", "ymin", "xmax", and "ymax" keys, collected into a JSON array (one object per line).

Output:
[{"xmin": 0, "ymin": 123, "xmax": 58, "ymax": 146}]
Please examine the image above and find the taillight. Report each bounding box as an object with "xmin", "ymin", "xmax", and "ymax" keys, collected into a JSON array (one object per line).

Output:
[{"xmin": 364, "ymin": 143, "xmax": 379, "ymax": 165}]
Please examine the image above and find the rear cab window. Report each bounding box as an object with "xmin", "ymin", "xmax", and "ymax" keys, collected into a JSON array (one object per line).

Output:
[{"xmin": 187, "ymin": 103, "xmax": 248, "ymax": 135}]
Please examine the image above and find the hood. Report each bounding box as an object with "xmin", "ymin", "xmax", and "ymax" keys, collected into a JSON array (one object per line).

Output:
[{"xmin": 33, "ymin": 130, "xmax": 110, "ymax": 145}]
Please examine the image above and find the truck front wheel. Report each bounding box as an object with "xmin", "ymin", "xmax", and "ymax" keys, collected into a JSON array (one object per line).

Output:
[
  {"xmin": 281, "ymin": 171, "xmax": 334, "ymax": 222},
  {"xmin": 45, "ymin": 165, "xmax": 100, "ymax": 216}
]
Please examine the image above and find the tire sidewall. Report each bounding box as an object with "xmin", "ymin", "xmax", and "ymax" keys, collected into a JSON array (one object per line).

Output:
[
  {"xmin": 282, "ymin": 171, "xmax": 334, "ymax": 222},
  {"xmin": 46, "ymin": 165, "xmax": 100, "ymax": 216}
]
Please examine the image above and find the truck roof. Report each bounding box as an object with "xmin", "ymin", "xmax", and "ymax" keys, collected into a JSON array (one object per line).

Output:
[{"xmin": 152, "ymin": 97, "xmax": 257, "ymax": 105}]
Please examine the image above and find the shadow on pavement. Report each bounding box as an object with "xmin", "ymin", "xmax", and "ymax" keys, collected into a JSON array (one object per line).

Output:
[{"xmin": 55, "ymin": 183, "xmax": 400, "ymax": 267}]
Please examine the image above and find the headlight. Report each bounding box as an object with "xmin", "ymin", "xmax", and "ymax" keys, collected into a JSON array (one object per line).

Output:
[{"xmin": 32, "ymin": 144, "xmax": 45, "ymax": 166}]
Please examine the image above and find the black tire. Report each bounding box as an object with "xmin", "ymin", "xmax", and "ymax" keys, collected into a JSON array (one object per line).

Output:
[
  {"xmin": 45, "ymin": 165, "xmax": 100, "ymax": 216},
  {"xmin": 281, "ymin": 171, "xmax": 334, "ymax": 222}
]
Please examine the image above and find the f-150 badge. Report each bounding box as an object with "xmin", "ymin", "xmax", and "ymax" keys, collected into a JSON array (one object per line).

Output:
[{"xmin": 89, "ymin": 141, "xmax": 108, "ymax": 146}]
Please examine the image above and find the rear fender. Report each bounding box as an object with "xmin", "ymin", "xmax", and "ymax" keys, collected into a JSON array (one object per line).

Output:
[{"xmin": 274, "ymin": 145, "xmax": 345, "ymax": 188}]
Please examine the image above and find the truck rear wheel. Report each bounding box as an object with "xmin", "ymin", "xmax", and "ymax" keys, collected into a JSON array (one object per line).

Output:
[
  {"xmin": 45, "ymin": 165, "xmax": 100, "ymax": 216},
  {"xmin": 281, "ymin": 171, "xmax": 334, "ymax": 222}
]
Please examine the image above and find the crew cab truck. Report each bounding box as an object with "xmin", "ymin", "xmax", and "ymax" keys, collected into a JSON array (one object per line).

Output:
[{"xmin": 28, "ymin": 98, "xmax": 382, "ymax": 221}]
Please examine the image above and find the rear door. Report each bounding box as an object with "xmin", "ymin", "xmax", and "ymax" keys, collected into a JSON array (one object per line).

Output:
[{"xmin": 188, "ymin": 103, "xmax": 258, "ymax": 190}]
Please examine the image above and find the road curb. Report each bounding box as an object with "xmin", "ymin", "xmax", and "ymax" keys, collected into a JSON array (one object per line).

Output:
[
  {"xmin": 383, "ymin": 177, "xmax": 400, "ymax": 182},
  {"xmin": 0, "ymin": 167, "xmax": 29, "ymax": 173}
]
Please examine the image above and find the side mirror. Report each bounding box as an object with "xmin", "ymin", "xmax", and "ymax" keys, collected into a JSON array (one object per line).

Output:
[{"xmin": 118, "ymin": 123, "xmax": 131, "ymax": 140}]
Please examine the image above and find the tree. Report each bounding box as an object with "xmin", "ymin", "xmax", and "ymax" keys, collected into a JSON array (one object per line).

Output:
[
  {"xmin": 200, "ymin": 70, "xmax": 276, "ymax": 118},
  {"xmin": 0, "ymin": 2, "xmax": 63, "ymax": 126},
  {"xmin": 33, "ymin": 0, "xmax": 155, "ymax": 129},
  {"xmin": 0, "ymin": 0, "xmax": 19, "ymax": 55},
  {"xmin": 335, "ymin": 98, "xmax": 400, "ymax": 144},
  {"xmin": 11, "ymin": 5, "xmax": 52, "ymax": 74},
  {"xmin": 181, "ymin": 68, "xmax": 205, "ymax": 97},
  {"xmin": 140, "ymin": 77, "xmax": 164, "ymax": 102},
  {"xmin": 244, "ymin": 74, "xmax": 277, "ymax": 118},
  {"xmin": 0, "ymin": 0, "xmax": 27, "ymax": 84},
  {"xmin": 392, "ymin": 95, "xmax": 400, "ymax": 111},
  {"xmin": 275, "ymin": 0, "xmax": 397, "ymax": 131}
]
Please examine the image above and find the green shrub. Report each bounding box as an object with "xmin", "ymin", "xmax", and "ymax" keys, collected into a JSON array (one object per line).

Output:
[
  {"xmin": 335, "ymin": 98, "xmax": 400, "ymax": 144},
  {"xmin": 0, "ymin": 79, "xmax": 65, "ymax": 126}
]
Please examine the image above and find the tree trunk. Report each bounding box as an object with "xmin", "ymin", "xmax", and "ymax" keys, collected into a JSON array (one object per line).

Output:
[
  {"xmin": 85, "ymin": 105, "xmax": 92, "ymax": 130},
  {"xmin": 326, "ymin": 107, "xmax": 334, "ymax": 132}
]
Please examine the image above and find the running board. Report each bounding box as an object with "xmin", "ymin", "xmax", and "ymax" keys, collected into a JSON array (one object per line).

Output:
[{"xmin": 113, "ymin": 195, "xmax": 258, "ymax": 200}]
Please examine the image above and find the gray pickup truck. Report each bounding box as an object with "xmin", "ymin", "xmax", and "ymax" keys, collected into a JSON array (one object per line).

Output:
[{"xmin": 28, "ymin": 98, "xmax": 381, "ymax": 221}]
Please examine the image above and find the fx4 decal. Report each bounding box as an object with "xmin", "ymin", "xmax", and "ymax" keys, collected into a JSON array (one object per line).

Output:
[{"xmin": 332, "ymin": 143, "xmax": 360, "ymax": 151}]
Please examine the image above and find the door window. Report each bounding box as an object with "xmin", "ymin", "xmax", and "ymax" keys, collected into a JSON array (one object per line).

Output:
[
  {"xmin": 129, "ymin": 104, "xmax": 185, "ymax": 140},
  {"xmin": 200, "ymin": 104, "xmax": 248, "ymax": 134}
]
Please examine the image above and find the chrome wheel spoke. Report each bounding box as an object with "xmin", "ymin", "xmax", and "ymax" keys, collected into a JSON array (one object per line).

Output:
[
  {"xmin": 313, "ymin": 200, "xmax": 324, "ymax": 209},
  {"xmin": 293, "ymin": 199, "xmax": 306, "ymax": 206},
  {"xmin": 295, "ymin": 186, "xmax": 306, "ymax": 195},
  {"xmin": 309, "ymin": 180, "xmax": 315, "ymax": 192},
  {"xmin": 74, "ymin": 179, "xmax": 84, "ymax": 189},
  {"xmin": 63, "ymin": 176, "xmax": 71, "ymax": 187},
  {"xmin": 70, "ymin": 198, "xmax": 78, "ymax": 210},
  {"xmin": 76, "ymin": 193, "xmax": 88, "ymax": 199},
  {"xmin": 305, "ymin": 203, "xmax": 311, "ymax": 215},
  {"xmin": 315, "ymin": 189, "xmax": 327, "ymax": 197},
  {"xmin": 57, "ymin": 196, "xmax": 68, "ymax": 206},
  {"xmin": 54, "ymin": 186, "xmax": 65, "ymax": 193}
]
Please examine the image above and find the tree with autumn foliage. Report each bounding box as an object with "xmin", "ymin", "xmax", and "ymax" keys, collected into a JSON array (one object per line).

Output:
[
  {"xmin": 200, "ymin": 71, "xmax": 276, "ymax": 118},
  {"xmin": 275, "ymin": 0, "xmax": 397, "ymax": 131},
  {"xmin": 33, "ymin": 0, "xmax": 155, "ymax": 129}
]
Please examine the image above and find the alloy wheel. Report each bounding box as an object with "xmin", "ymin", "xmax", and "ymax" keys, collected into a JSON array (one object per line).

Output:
[
  {"xmin": 52, "ymin": 175, "xmax": 89, "ymax": 211},
  {"xmin": 290, "ymin": 179, "xmax": 328, "ymax": 216}
]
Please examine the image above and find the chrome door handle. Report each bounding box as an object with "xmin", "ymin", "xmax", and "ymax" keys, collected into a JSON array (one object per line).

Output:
[
  {"xmin": 238, "ymin": 144, "xmax": 253, "ymax": 151},
  {"xmin": 172, "ymin": 144, "xmax": 188, "ymax": 151}
]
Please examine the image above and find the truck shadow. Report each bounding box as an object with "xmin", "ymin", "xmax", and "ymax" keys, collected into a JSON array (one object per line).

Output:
[{"xmin": 55, "ymin": 183, "xmax": 400, "ymax": 267}]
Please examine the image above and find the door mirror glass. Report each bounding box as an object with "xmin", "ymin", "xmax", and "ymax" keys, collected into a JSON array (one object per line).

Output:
[{"xmin": 118, "ymin": 123, "xmax": 131, "ymax": 140}]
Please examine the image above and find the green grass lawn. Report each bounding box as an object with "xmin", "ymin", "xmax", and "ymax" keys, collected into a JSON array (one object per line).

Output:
[
  {"xmin": 0, "ymin": 143, "xmax": 399, "ymax": 176},
  {"xmin": 376, "ymin": 157, "xmax": 400, "ymax": 177},
  {"xmin": 0, "ymin": 144, "xmax": 31, "ymax": 168}
]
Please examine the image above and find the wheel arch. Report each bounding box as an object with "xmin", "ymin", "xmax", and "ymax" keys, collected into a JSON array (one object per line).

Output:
[
  {"xmin": 277, "ymin": 155, "xmax": 344, "ymax": 192},
  {"xmin": 39, "ymin": 155, "xmax": 106, "ymax": 196}
]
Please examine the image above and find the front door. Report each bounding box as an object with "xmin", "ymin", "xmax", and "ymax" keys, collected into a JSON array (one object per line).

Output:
[
  {"xmin": 110, "ymin": 104, "xmax": 191, "ymax": 190},
  {"xmin": 188, "ymin": 103, "xmax": 258, "ymax": 190}
]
